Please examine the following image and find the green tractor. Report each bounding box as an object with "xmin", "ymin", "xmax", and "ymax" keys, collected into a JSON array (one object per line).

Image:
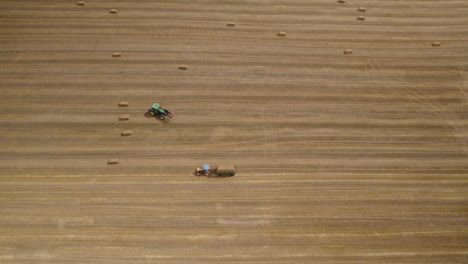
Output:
[{"xmin": 148, "ymin": 103, "xmax": 174, "ymax": 120}]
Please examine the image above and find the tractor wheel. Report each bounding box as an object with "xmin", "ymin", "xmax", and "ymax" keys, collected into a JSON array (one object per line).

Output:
[
  {"xmin": 159, "ymin": 116, "xmax": 165, "ymax": 120},
  {"xmin": 149, "ymin": 111, "xmax": 155, "ymax": 116}
]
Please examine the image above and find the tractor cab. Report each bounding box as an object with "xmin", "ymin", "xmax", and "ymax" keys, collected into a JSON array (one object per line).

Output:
[
  {"xmin": 196, "ymin": 164, "xmax": 212, "ymax": 176},
  {"xmin": 151, "ymin": 103, "xmax": 161, "ymax": 111}
]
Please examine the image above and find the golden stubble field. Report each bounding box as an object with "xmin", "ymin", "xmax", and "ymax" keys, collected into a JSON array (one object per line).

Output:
[{"xmin": 0, "ymin": 0, "xmax": 467, "ymax": 263}]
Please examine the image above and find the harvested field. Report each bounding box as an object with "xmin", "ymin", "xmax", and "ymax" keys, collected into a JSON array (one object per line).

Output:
[{"xmin": 0, "ymin": 0, "xmax": 467, "ymax": 263}]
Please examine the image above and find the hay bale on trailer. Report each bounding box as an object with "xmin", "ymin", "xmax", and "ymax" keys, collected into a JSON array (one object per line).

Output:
[{"xmin": 216, "ymin": 164, "xmax": 236, "ymax": 177}]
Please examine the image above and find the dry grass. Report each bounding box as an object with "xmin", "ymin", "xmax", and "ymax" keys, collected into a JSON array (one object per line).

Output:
[{"xmin": 0, "ymin": 0, "xmax": 467, "ymax": 263}]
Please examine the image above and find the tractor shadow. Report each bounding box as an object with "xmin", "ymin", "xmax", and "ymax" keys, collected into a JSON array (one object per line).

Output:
[
  {"xmin": 191, "ymin": 171, "xmax": 234, "ymax": 178},
  {"xmin": 143, "ymin": 112, "xmax": 154, "ymax": 119},
  {"xmin": 143, "ymin": 112, "xmax": 170, "ymax": 122}
]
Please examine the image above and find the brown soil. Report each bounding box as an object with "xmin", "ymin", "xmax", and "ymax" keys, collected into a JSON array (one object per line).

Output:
[{"xmin": 0, "ymin": 0, "xmax": 467, "ymax": 263}]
